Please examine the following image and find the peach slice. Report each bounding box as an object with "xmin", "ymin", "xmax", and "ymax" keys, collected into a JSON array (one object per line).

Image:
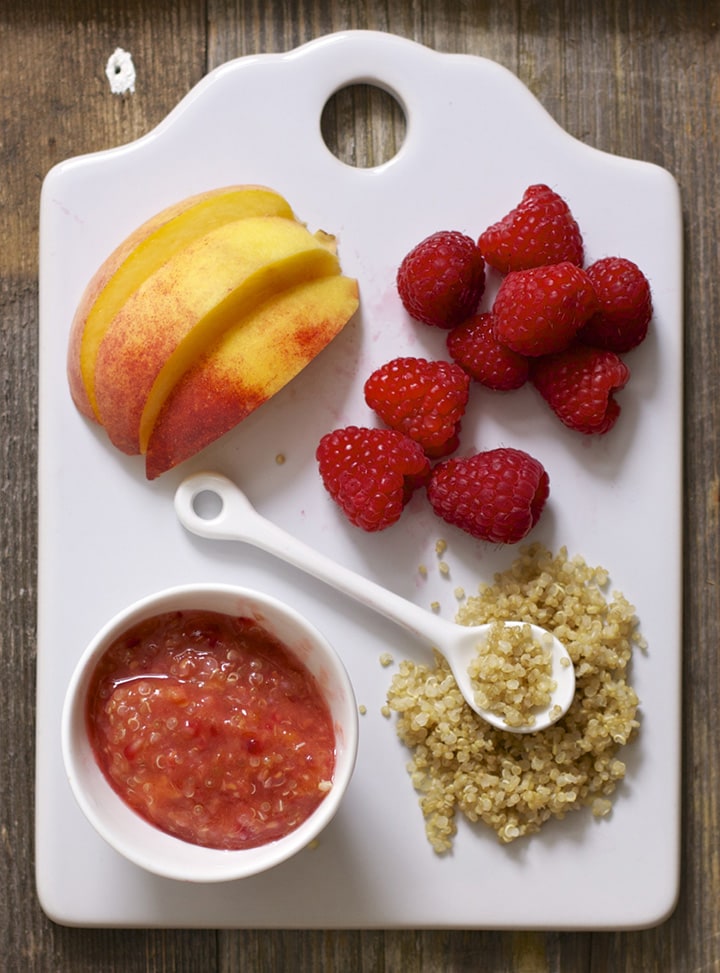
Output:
[
  {"xmin": 93, "ymin": 216, "xmax": 341, "ymax": 455},
  {"xmin": 68, "ymin": 185, "xmax": 295, "ymax": 418},
  {"xmin": 145, "ymin": 274, "xmax": 359, "ymax": 479}
]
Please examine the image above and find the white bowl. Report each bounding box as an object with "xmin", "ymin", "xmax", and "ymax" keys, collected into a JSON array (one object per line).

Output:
[{"xmin": 61, "ymin": 584, "xmax": 359, "ymax": 883}]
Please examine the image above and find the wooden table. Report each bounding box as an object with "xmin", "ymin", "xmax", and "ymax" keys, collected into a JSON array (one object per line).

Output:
[{"xmin": 3, "ymin": 1, "xmax": 717, "ymax": 969}]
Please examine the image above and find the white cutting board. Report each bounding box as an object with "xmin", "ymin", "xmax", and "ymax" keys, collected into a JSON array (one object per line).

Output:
[{"xmin": 37, "ymin": 30, "xmax": 682, "ymax": 929}]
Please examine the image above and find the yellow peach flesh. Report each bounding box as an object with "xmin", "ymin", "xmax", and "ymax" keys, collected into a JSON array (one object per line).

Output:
[
  {"xmin": 93, "ymin": 216, "xmax": 341, "ymax": 455},
  {"xmin": 145, "ymin": 274, "xmax": 359, "ymax": 478},
  {"xmin": 69, "ymin": 186, "xmax": 294, "ymax": 417}
]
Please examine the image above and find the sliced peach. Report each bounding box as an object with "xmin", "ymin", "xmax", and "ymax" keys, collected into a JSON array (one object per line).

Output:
[
  {"xmin": 93, "ymin": 216, "xmax": 341, "ymax": 455},
  {"xmin": 145, "ymin": 274, "xmax": 359, "ymax": 478},
  {"xmin": 68, "ymin": 185, "xmax": 295, "ymax": 418}
]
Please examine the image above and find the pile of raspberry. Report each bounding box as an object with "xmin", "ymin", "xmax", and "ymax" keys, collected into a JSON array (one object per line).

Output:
[{"xmin": 316, "ymin": 184, "xmax": 652, "ymax": 542}]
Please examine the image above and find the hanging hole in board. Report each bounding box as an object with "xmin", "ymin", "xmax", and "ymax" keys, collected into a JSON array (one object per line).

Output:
[{"xmin": 321, "ymin": 83, "xmax": 406, "ymax": 169}]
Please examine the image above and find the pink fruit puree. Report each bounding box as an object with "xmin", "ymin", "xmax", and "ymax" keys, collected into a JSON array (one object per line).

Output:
[{"xmin": 86, "ymin": 609, "xmax": 336, "ymax": 850}]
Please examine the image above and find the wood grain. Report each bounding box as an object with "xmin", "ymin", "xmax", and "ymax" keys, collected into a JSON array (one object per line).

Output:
[{"xmin": 2, "ymin": 0, "xmax": 718, "ymax": 969}]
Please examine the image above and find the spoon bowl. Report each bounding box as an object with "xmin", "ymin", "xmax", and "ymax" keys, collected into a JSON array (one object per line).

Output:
[{"xmin": 174, "ymin": 471, "xmax": 576, "ymax": 733}]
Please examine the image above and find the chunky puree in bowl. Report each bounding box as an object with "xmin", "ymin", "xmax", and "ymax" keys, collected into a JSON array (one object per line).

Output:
[{"xmin": 86, "ymin": 609, "xmax": 336, "ymax": 850}]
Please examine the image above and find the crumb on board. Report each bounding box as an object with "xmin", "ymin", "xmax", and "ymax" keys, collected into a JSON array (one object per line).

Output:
[{"xmin": 379, "ymin": 652, "xmax": 394, "ymax": 667}]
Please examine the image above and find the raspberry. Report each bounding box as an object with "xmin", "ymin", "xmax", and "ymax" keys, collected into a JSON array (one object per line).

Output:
[
  {"xmin": 531, "ymin": 344, "xmax": 631, "ymax": 434},
  {"xmin": 396, "ymin": 230, "xmax": 486, "ymax": 329},
  {"xmin": 427, "ymin": 448, "xmax": 550, "ymax": 545},
  {"xmin": 447, "ymin": 312, "xmax": 529, "ymax": 391},
  {"xmin": 478, "ymin": 184, "xmax": 584, "ymax": 273},
  {"xmin": 492, "ymin": 262, "xmax": 597, "ymax": 357},
  {"xmin": 363, "ymin": 357, "xmax": 470, "ymax": 458},
  {"xmin": 316, "ymin": 426, "xmax": 430, "ymax": 532},
  {"xmin": 578, "ymin": 257, "xmax": 653, "ymax": 352}
]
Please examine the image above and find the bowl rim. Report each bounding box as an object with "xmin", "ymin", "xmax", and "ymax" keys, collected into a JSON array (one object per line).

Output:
[{"xmin": 61, "ymin": 582, "xmax": 359, "ymax": 883}]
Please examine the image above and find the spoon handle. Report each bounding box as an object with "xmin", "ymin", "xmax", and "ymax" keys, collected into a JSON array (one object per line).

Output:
[{"xmin": 175, "ymin": 471, "xmax": 455, "ymax": 649}]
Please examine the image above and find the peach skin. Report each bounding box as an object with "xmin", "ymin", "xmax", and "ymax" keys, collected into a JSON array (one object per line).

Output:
[
  {"xmin": 145, "ymin": 274, "xmax": 359, "ymax": 478},
  {"xmin": 68, "ymin": 185, "xmax": 295, "ymax": 418},
  {"xmin": 93, "ymin": 216, "xmax": 341, "ymax": 455}
]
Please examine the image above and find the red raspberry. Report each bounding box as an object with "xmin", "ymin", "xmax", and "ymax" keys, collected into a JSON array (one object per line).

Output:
[
  {"xmin": 531, "ymin": 344, "xmax": 631, "ymax": 434},
  {"xmin": 363, "ymin": 357, "xmax": 470, "ymax": 458},
  {"xmin": 478, "ymin": 184, "xmax": 584, "ymax": 273},
  {"xmin": 396, "ymin": 230, "xmax": 486, "ymax": 329},
  {"xmin": 492, "ymin": 262, "xmax": 597, "ymax": 357},
  {"xmin": 578, "ymin": 257, "xmax": 653, "ymax": 352},
  {"xmin": 447, "ymin": 312, "xmax": 529, "ymax": 391},
  {"xmin": 316, "ymin": 426, "xmax": 430, "ymax": 532},
  {"xmin": 427, "ymin": 448, "xmax": 550, "ymax": 544}
]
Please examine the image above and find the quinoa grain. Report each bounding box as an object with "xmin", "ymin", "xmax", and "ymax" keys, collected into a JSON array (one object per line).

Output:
[
  {"xmin": 386, "ymin": 544, "xmax": 641, "ymax": 850},
  {"xmin": 468, "ymin": 622, "xmax": 555, "ymax": 728}
]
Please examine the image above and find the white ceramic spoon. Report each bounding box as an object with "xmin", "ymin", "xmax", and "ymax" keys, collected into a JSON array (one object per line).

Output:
[{"xmin": 174, "ymin": 471, "xmax": 576, "ymax": 733}]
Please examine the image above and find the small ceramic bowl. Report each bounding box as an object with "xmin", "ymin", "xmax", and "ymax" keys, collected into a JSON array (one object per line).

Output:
[{"xmin": 61, "ymin": 583, "xmax": 358, "ymax": 883}]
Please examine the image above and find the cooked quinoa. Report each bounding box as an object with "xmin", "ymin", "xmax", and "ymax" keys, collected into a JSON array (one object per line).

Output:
[
  {"xmin": 386, "ymin": 544, "xmax": 642, "ymax": 850},
  {"xmin": 468, "ymin": 621, "xmax": 556, "ymax": 729}
]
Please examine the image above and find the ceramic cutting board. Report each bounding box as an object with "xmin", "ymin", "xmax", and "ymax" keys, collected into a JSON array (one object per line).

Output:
[{"xmin": 37, "ymin": 30, "xmax": 682, "ymax": 929}]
